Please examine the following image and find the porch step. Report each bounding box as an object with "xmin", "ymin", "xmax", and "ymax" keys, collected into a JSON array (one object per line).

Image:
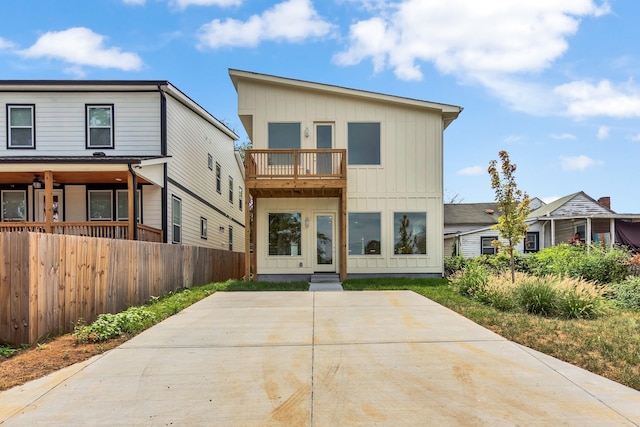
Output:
[{"xmin": 309, "ymin": 273, "xmax": 343, "ymax": 292}]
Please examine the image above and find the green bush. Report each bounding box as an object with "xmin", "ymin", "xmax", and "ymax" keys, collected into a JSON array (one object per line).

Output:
[
  {"xmin": 74, "ymin": 306, "xmax": 156, "ymax": 343},
  {"xmin": 448, "ymin": 261, "xmax": 489, "ymax": 297},
  {"xmin": 529, "ymin": 244, "xmax": 631, "ymax": 285},
  {"xmin": 444, "ymin": 256, "xmax": 467, "ymax": 277},
  {"xmin": 612, "ymin": 277, "xmax": 640, "ymax": 309}
]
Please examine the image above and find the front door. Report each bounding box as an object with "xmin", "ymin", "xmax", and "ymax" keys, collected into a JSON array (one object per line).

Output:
[
  {"xmin": 314, "ymin": 213, "xmax": 336, "ymax": 272},
  {"xmin": 35, "ymin": 189, "xmax": 64, "ymax": 222}
]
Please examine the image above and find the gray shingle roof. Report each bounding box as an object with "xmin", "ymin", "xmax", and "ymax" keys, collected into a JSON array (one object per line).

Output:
[{"xmin": 444, "ymin": 203, "xmax": 500, "ymax": 225}]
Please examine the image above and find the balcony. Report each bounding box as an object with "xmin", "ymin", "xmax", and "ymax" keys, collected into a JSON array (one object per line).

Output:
[
  {"xmin": 0, "ymin": 222, "xmax": 163, "ymax": 242},
  {"xmin": 245, "ymin": 149, "xmax": 347, "ymax": 197}
]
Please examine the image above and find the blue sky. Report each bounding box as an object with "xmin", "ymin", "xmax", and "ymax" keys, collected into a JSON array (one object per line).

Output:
[{"xmin": 1, "ymin": 0, "xmax": 638, "ymax": 212}]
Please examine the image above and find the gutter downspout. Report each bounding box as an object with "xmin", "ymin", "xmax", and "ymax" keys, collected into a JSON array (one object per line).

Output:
[
  {"xmin": 128, "ymin": 163, "xmax": 139, "ymax": 241},
  {"xmin": 158, "ymin": 84, "xmax": 168, "ymax": 243}
]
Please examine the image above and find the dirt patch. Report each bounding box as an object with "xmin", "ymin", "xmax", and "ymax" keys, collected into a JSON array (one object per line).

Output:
[{"xmin": 0, "ymin": 335, "xmax": 128, "ymax": 391}]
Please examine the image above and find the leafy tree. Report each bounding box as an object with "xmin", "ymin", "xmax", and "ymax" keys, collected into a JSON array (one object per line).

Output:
[{"xmin": 488, "ymin": 151, "xmax": 531, "ymax": 283}]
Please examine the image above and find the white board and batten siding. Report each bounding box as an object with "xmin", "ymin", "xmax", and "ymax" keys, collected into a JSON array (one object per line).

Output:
[
  {"xmin": 0, "ymin": 91, "xmax": 161, "ymax": 157},
  {"xmin": 237, "ymin": 76, "xmax": 449, "ymax": 275},
  {"xmin": 165, "ymin": 96, "xmax": 245, "ymax": 251}
]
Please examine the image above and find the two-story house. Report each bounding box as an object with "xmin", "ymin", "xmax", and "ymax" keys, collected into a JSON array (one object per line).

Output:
[
  {"xmin": 229, "ymin": 69, "xmax": 462, "ymax": 281},
  {"xmin": 0, "ymin": 80, "xmax": 245, "ymax": 251}
]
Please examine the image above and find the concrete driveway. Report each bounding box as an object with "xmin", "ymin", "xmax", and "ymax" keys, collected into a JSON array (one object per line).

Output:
[{"xmin": 1, "ymin": 291, "xmax": 639, "ymax": 426}]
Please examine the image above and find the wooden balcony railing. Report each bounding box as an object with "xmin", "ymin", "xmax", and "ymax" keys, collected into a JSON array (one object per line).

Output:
[
  {"xmin": 246, "ymin": 149, "xmax": 347, "ymax": 180},
  {"xmin": 0, "ymin": 222, "xmax": 163, "ymax": 243}
]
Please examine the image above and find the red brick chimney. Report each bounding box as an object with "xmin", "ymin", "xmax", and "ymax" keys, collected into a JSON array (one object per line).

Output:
[{"xmin": 597, "ymin": 196, "xmax": 611, "ymax": 210}]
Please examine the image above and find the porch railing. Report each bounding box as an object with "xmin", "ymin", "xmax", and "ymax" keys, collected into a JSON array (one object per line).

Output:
[
  {"xmin": 246, "ymin": 149, "xmax": 347, "ymax": 180},
  {"xmin": 0, "ymin": 222, "xmax": 163, "ymax": 243}
]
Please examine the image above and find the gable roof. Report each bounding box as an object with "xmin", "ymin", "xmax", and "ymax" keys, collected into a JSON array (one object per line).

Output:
[
  {"xmin": 228, "ymin": 69, "xmax": 463, "ymax": 129},
  {"xmin": 444, "ymin": 203, "xmax": 500, "ymax": 225},
  {"xmin": 528, "ymin": 191, "xmax": 616, "ymax": 218}
]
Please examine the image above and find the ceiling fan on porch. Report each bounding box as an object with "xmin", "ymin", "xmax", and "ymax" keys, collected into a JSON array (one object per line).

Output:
[{"xmin": 32, "ymin": 174, "xmax": 62, "ymax": 188}]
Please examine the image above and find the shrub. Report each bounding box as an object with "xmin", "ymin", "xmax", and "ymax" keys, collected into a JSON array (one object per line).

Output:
[
  {"xmin": 474, "ymin": 272, "xmax": 518, "ymax": 311},
  {"xmin": 515, "ymin": 276, "xmax": 559, "ymax": 316},
  {"xmin": 444, "ymin": 256, "xmax": 467, "ymax": 277},
  {"xmin": 555, "ymin": 277, "xmax": 610, "ymax": 319},
  {"xmin": 612, "ymin": 277, "xmax": 640, "ymax": 309},
  {"xmin": 448, "ymin": 261, "xmax": 489, "ymax": 298},
  {"xmin": 74, "ymin": 307, "xmax": 156, "ymax": 343}
]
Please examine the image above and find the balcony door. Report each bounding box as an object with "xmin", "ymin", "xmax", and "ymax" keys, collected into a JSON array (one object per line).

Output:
[
  {"xmin": 315, "ymin": 123, "xmax": 333, "ymax": 174},
  {"xmin": 35, "ymin": 189, "xmax": 64, "ymax": 222},
  {"xmin": 314, "ymin": 213, "xmax": 336, "ymax": 272}
]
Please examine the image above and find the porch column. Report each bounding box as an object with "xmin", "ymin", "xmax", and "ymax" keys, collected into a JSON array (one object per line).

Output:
[
  {"xmin": 610, "ymin": 218, "xmax": 616, "ymax": 247},
  {"xmin": 586, "ymin": 217, "xmax": 592, "ymax": 248},
  {"xmin": 550, "ymin": 219, "xmax": 556, "ymax": 246},
  {"xmin": 44, "ymin": 171, "xmax": 54, "ymax": 233},
  {"xmin": 339, "ymin": 190, "xmax": 347, "ymax": 281},
  {"xmin": 127, "ymin": 171, "xmax": 135, "ymax": 240}
]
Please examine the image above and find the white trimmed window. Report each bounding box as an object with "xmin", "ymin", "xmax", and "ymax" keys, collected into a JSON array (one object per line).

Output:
[
  {"xmin": 229, "ymin": 176, "xmax": 234, "ymax": 203},
  {"xmin": 481, "ymin": 236, "xmax": 497, "ymax": 255},
  {"xmin": 172, "ymin": 195, "xmax": 182, "ymax": 244},
  {"xmin": 228, "ymin": 225, "xmax": 233, "ymax": 251},
  {"xmin": 393, "ymin": 212, "xmax": 427, "ymax": 255},
  {"xmin": 348, "ymin": 122, "xmax": 380, "ymax": 165},
  {"xmin": 216, "ymin": 163, "xmax": 221, "ymax": 193},
  {"xmin": 239, "ymin": 187, "xmax": 243, "ymax": 211},
  {"xmin": 87, "ymin": 105, "xmax": 114, "ymax": 148},
  {"xmin": 348, "ymin": 212, "xmax": 381, "ymax": 255},
  {"xmin": 7, "ymin": 105, "xmax": 35, "ymax": 148},
  {"xmin": 200, "ymin": 217, "xmax": 207, "ymax": 240}
]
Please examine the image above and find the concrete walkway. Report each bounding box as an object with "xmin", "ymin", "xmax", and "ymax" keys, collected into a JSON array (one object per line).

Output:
[{"xmin": 1, "ymin": 291, "xmax": 639, "ymax": 426}]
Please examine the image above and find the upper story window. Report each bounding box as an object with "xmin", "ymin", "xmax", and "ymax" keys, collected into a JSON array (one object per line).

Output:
[
  {"xmin": 7, "ymin": 105, "xmax": 35, "ymax": 149},
  {"xmin": 208, "ymin": 153, "xmax": 213, "ymax": 170},
  {"xmin": 86, "ymin": 105, "xmax": 114, "ymax": 148},
  {"xmin": 348, "ymin": 122, "xmax": 380, "ymax": 165},
  {"xmin": 228, "ymin": 176, "xmax": 234, "ymax": 203},
  {"xmin": 268, "ymin": 123, "xmax": 300, "ymax": 166},
  {"xmin": 216, "ymin": 163, "xmax": 221, "ymax": 193},
  {"xmin": 239, "ymin": 187, "xmax": 243, "ymax": 211}
]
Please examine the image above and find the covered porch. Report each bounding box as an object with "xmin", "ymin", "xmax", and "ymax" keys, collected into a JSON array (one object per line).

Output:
[
  {"xmin": 0, "ymin": 156, "xmax": 167, "ymax": 242},
  {"xmin": 537, "ymin": 214, "xmax": 640, "ymax": 250}
]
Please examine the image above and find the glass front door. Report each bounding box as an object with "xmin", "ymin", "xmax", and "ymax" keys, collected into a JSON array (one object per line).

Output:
[
  {"xmin": 35, "ymin": 189, "xmax": 63, "ymax": 222},
  {"xmin": 314, "ymin": 213, "xmax": 335, "ymax": 272}
]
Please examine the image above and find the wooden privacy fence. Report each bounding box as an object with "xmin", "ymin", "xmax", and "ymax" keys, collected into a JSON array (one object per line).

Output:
[{"xmin": 0, "ymin": 232, "xmax": 245, "ymax": 346}]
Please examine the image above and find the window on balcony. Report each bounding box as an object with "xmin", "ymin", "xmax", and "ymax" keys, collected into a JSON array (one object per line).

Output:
[
  {"xmin": 348, "ymin": 122, "xmax": 380, "ymax": 165},
  {"xmin": 88, "ymin": 190, "xmax": 113, "ymax": 221},
  {"xmin": 8, "ymin": 105, "xmax": 35, "ymax": 149},
  {"xmin": 172, "ymin": 195, "xmax": 182, "ymax": 244},
  {"xmin": 268, "ymin": 213, "xmax": 302, "ymax": 256},
  {"xmin": 348, "ymin": 212, "xmax": 381, "ymax": 255},
  {"xmin": 393, "ymin": 212, "xmax": 427, "ymax": 255},
  {"xmin": 1, "ymin": 190, "xmax": 26, "ymax": 221},
  {"xmin": 86, "ymin": 105, "xmax": 114, "ymax": 148},
  {"xmin": 268, "ymin": 123, "xmax": 300, "ymax": 165}
]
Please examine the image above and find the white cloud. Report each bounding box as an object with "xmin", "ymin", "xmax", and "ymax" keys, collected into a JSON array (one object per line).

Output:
[
  {"xmin": 171, "ymin": 0, "xmax": 242, "ymax": 8},
  {"xmin": 334, "ymin": 1, "xmax": 609, "ymax": 81},
  {"xmin": 18, "ymin": 27, "xmax": 143, "ymax": 72},
  {"xmin": 0, "ymin": 37, "xmax": 15, "ymax": 50},
  {"xmin": 198, "ymin": 0, "xmax": 332, "ymax": 49},
  {"xmin": 457, "ymin": 165, "xmax": 484, "ymax": 176},
  {"xmin": 560, "ymin": 155, "xmax": 603, "ymax": 171},
  {"xmin": 597, "ymin": 125, "xmax": 609, "ymax": 140},
  {"xmin": 122, "ymin": 0, "xmax": 146, "ymax": 5},
  {"xmin": 550, "ymin": 133, "xmax": 576, "ymax": 140},
  {"xmin": 504, "ymin": 135, "xmax": 525, "ymax": 144},
  {"xmin": 630, "ymin": 133, "xmax": 640, "ymax": 142},
  {"xmin": 554, "ymin": 79, "xmax": 640, "ymax": 119}
]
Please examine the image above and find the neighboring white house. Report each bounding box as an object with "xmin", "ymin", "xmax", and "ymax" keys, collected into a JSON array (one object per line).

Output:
[
  {"xmin": 229, "ymin": 69, "xmax": 462, "ymax": 281},
  {"xmin": 446, "ymin": 192, "xmax": 640, "ymax": 258},
  {"xmin": 0, "ymin": 80, "xmax": 245, "ymax": 251}
]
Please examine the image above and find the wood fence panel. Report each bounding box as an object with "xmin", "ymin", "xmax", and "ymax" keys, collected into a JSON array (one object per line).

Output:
[{"xmin": 1, "ymin": 232, "xmax": 246, "ymax": 346}]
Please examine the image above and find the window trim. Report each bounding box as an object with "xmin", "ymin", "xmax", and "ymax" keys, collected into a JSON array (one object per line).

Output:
[
  {"xmin": 200, "ymin": 217, "xmax": 208, "ymax": 240},
  {"xmin": 215, "ymin": 163, "xmax": 221, "ymax": 194},
  {"xmin": 393, "ymin": 211, "xmax": 427, "ymax": 255},
  {"xmin": 207, "ymin": 153, "xmax": 213, "ymax": 170},
  {"xmin": 239, "ymin": 186, "xmax": 243, "ymax": 211},
  {"xmin": 87, "ymin": 190, "xmax": 114, "ymax": 221},
  {"xmin": 228, "ymin": 225, "xmax": 233, "ymax": 251},
  {"xmin": 86, "ymin": 104, "xmax": 114, "ymax": 149},
  {"xmin": 348, "ymin": 212, "xmax": 382, "ymax": 256},
  {"xmin": 115, "ymin": 189, "xmax": 142, "ymax": 222},
  {"xmin": 268, "ymin": 212, "xmax": 302, "ymax": 257},
  {"xmin": 347, "ymin": 122, "xmax": 381, "ymax": 166},
  {"xmin": 1, "ymin": 189, "xmax": 27, "ymax": 221},
  {"xmin": 524, "ymin": 231, "xmax": 539, "ymax": 253},
  {"xmin": 228, "ymin": 176, "xmax": 234, "ymax": 204},
  {"xmin": 481, "ymin": 236, "xmax": 498, "ymax": 255},
  {"xmin": 172, "ymin": 195, "xmax": 182, "ymax": 244},
  {"xmin": 7, "ymin": 104, "xmax": 36, "ymax": 149}
]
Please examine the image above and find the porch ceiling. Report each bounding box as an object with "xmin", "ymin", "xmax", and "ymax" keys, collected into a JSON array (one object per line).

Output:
[{"xmin": 249, "ymin": 187, "xmax": 343, "ymax": 198}]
